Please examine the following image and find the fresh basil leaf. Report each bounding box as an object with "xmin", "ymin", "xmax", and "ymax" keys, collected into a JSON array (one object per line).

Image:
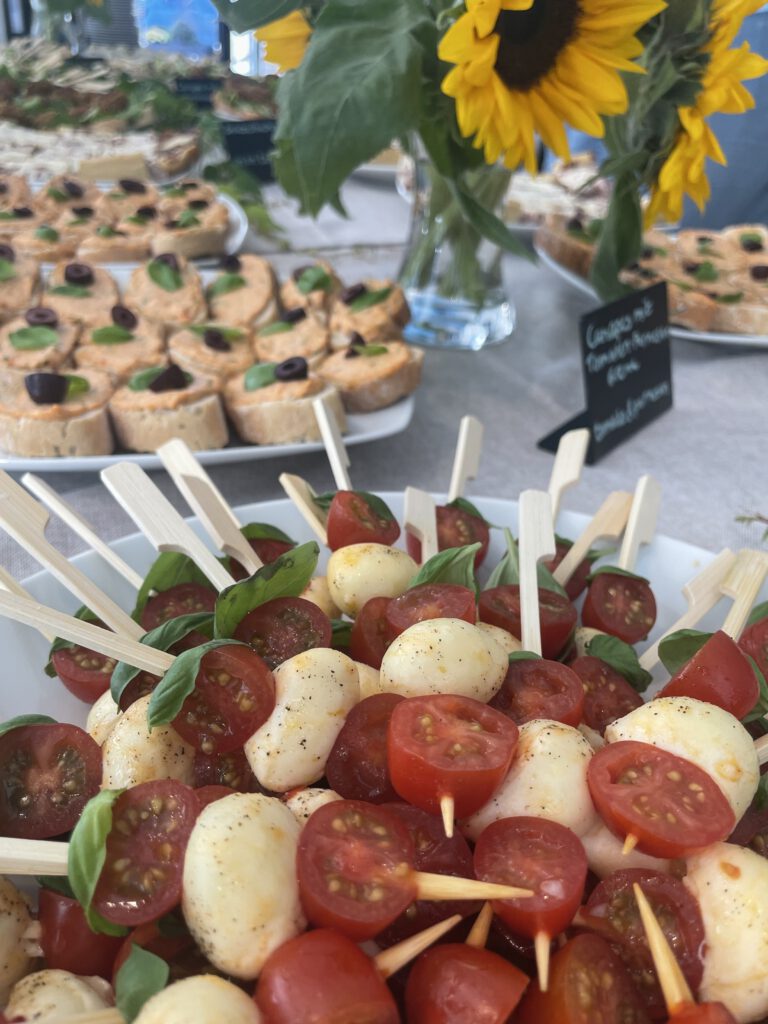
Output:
[
  {"xmin": 214, "ymin": 541, "xmax": 320, "ymax": 639},
  {"xmin": 658, "ymin": 628, "xmax": 712, "ymax": 676},
  {"xmin": 177, "ymin": 209, "xmax": 201, "ymax": 229},
  {"xmin": 92, "ymin": 325, "xmax": 135, "ymax": 345},
  {"xmin": 68, "ymin": 789, "xmax": 129, "ymax": 936},
  {"xmin": 354, "ymin": 344, "xmax": 389, "ymax": 357},
  {"xmin": 747, "ymin": 601, "xmax": 768, "ymax": 628},
  {"xmin": 715, "ymin": 292, "xmax": 744, "ymax": 304},
  {"xmin": 66, "ymin": 375, "xmax": 90, "ymax": 399},
  {"xmin": 349, "ymin": 286, "xmax": 392, "ymax": 312},
  {"xmin": 128, "ymin": 366, "xmax": 164, "ymax": 391},
  {"xmin": 0, "ymin": 714, "xmax": 56, "ymax": 739},
  {"xmin": 132, "ymin": 552, "xmax": 213, "ymax": 620},
  {"xmin": 258, "ymin": 320, "xmax": 293, "ymax": 336},
  {"xmin": 0, "ymin": 211, "xmax": 18, "ymax": 220},
  {"xmin": 741, "ymin": 231, "xmax": 763, "ymax": 246},
  {"xmin": 147, "ymin": 639, "xmax": 246, "ymax": 727},
  {"xmin": 207, "ymin": 273, "xmax": 246, "ymax": 298},
  {"xmin": 312, "ymin": 492, "xmax": 335, "ymax": 513},
  {"xmin": 148, "ymin": 259, "xmax": 183, "ymax": 292},
  {"xmin": 587, "ymin": 565, "xmax": 650, "ymax": 584},
  {"xmin": 115, "ymin": 944, "xmax": 169, "ymax": 1023},
  {"xmin": 189, "ymin": 324, "xmax": 244, "ymax": 342},
  {"xmin": 354, "ymin": 491, "xmax": 396, "ymax": 522},
  {"xmin": 44, "ymin": 605, "xmax": 99, "ymax": 676},
  {"xmin": 508, "ymin": 650, "xmax": 542, "ymax": 663},
  {"xmin": 241, "ymin": 522, "xmax": 295, "ymax": 544},
  {"xmin": 111, "ymin": 611, "xmax": 214, "ymax": 704},
  {"xmin": 49, "ymin": 284, "xmax": 91, "ymax": 298},
  {"xmin": 587, "ymin": 634, "xmax": 653, "ymax": 693},
  {"xmin": 35, "ymin": 225, "xmax": 59, "ymax": 242},
  {"xmin": 97, "ymin": 225, "xmax": 119, "ymax": 238},
  {"xmin": 409, "ymin": 544, "xmax": 480, "ymax": 593},
  {"xmin": 36, "ymin": 875, "xmax": 76, "ymax": 898},
  {"xmin": 694, "ymin": 261, "xmax": 718, "ymax": 283},
  {"xmin": 127, "ymin": 214, "xmax": 149, "ymax": 226},
  {"xmin": 0, "ymin": 258, "xmax": 15, "ymax": 282},
  {"xmin": 244, "ymin": 363, "xmax": 277, "ymax": 391},
  {"xmin": 332, "ymin": 618, "xmax": 352, "ymax": 649},
  {"xmin": 483, "ymin": 529, "xmax": 568, "ymax": 597},
  {"xmin": 9, "ymin": 325, "xmax": 58, "ymax": 350},
  {"xmin": 162, "ymin": 186, "xmax": 187, "ymax": 198},
  {"xmin": 69, "ymin": 217, "xmax": 90, "ymax": 227},
  {"xmin": 447, "ymin": 497, "xmax": 487, "ymax": 523},
  {"xmin": 296, "ymin": 265, "xmax": 332, "ymax": 294},
  {"xmin": 741, "ymin": 655, "xmax": 768, "ymax": 724},
  {"xmin": 47, "ymin": 187, "xmax": 68, "ymax": 202}
]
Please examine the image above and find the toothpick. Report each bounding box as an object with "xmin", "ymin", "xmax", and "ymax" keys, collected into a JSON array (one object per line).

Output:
[
  {"xmin": 534, "ymin": 932, "xmax": 551, "ymax": 993},
  {"xmin": 415, "ymin": 872, "xmax": 533, "ymax": 902},
  {"xmin": 20, "ymin": 1011, "xmax": 124, "ymax": 1024},
  {"xmin": 622, "ymin": 834, "xmax": 639, "ymax": 856},
  {"xmin": 447, "ymin": 416, "xmax": 483, "ymax": 502},
  {"xmin": 755, "ymin": 734, "xmax": 768, "ymax": 765},
  {"xmin": 21, "ymin": 473, "xmax": 144, "ymax": 591},
  {"xmin": 313, "ymin": 394, "xmax": 352, "ymax": 491},
  {"xmin": 404, "ymin": 487, "xmax": 439, "ymax": 564},
  {"xmin": 617, "ymin": 476, "xmax": 661, "ymax": 573},
  {"xmin": 374, "ymin": 915, "xmax": 462, "ymax": 979},
  {"xmin": 720, "ymin": 549, "xmax": 768, "ymax": 641},
  {"xmin": 279, "ymin": 473, "xmax": 328, "ymax": 545},
  {"xmin": 517, "ymin": 490, "xmax": 556, "ymax": 655},
  {"xmin": 0, "ymin": 836, "xmax": 69, "ymax": 875},
  {"xmin": 101, "ymin": 463, "xmax": 235, "ymax": 592},
  {"xmin": 439, "ymin": 794, "xmax": 455, "ymax": 839},
  {"xmin": 0, "ymin": 565, "xmax": 54, "ymax": 642},
  {"xmin": 466, "ymin": 902, "xmax": 494, "ymax": 950},
  {"xmin": 156, "ymin": 439, "xmax": 262, "ymax": 576},
  {"xmin": 548, "ymin": 428, "xmax": 590, "ymax": 522},
  {"xmin": 552, "ymin": 491, "xmax": 633, "ymax": 587},
  {"xmin": 633, "ymin": 882, "xmax": 693, "ymax": 1013}
]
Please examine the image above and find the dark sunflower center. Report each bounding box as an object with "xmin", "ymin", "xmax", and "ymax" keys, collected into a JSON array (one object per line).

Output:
[{"xmin": 494, "ymin": 0, "xmax": 581, "ymax": 91}]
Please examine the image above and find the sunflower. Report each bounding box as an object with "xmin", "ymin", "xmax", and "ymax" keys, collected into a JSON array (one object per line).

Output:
[
  {"xmin": 646, "ymin": 0, "xmax": 768, "ymax": 225},
  {"xmin": 255, "ymin": 10, "xmax": 312, "ymax": 73},
  {"xmin": 438, "ymin": 0, "xmax": 666, "ymax": 174}
]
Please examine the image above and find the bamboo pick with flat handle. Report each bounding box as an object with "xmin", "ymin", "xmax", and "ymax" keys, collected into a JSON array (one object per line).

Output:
[
  {"xmin": 404, "ymin": 486, "xmax": 438, "ymax": 564},
  {"xmin": 617, "ymin": 475, "xmax": 662, "ymax": 572},
  {"xmin": 633, "ymin": 882, "xmax": 693, "ymax": 1013},
  {"xmin": 638, "ymin": 548, "xmax": 736, "ymax": 671},
  {"xmin": 518, "ymin": 489, "xmax": 556, "ymax": 655},
  {"xmin": 0, "ymin": 469, "xmax": 143, "ymax": 639},
  {"xmin": 0, "ymin": 836, "xmax": 69, "ymax": 875},
  {"xmin": 0, "ymin": 564, "xmax": 54, "ymax": 642},
  {"xmin": 720, "ymin": 548, "xmax": 768, "ymax": 640},
  {"xmin": 21, "ymin": 473, "xmax": 145, "ymax": 592},
  {"xmin": 552, "ymin": 491, "xmax": 633, "ymax": 587},
  {"xmin": 15, "ymin": 1011, "xmax": 124, "ymax": 1024},
  {"xmin": 313, "ymin": 394, "xmax": 352, "ymax": 491},
  {"xmin": 548, "ymin": 428, "xmax": 590, "ymax": 522},
  {"xmin": 156, "ymin": 439, "xmax": 262, "ymax": 576},
  {"xmin": 101, "ymin": 462, "xmax": 236, "ymax": 593},
  {"xmin": 447, "ymin": 415, "xmax": 483, "ymax": 502},
  {"xmin": 280, "ymin": 472, "xmax": 328, "ymax": 545}
]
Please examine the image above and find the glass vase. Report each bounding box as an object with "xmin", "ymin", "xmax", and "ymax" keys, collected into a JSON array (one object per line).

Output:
[{"xmin": 399, "ymin": 157, "xmax": 515, "ymax": 350}]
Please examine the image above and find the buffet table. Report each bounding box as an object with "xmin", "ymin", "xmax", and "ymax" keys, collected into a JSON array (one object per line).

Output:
[{"xmin": 1, "ymin": 176, "xmax": 766, "ymax": 578}]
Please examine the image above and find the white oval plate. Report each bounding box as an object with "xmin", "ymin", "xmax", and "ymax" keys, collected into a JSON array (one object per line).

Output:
[{"xmin": 3, "ymin": 494, "xmax": 758, "ymax": 726}]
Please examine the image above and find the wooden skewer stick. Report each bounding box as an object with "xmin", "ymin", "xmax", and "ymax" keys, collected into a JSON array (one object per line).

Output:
[
  {"xmin": 447, "ymin": 415, "xmax": 483, "ymax": 502},
  {"xmin": 617, "ymin": 475, "xmax": 661, "ymax": 573},
  {"xmin": 101, "ymin": 462, "xmax": 236, "ymax": 593},
  {"xmin": 622, "ymin": 834, "xmax": 640, "ymax": 856},
  {"xmin": 313, "ymin": 394, "xmax": 352, "ymax": 491},
  {"xmin": 415, "ymin": 872, "xmax": 533, "ymax": 902},
  {"xmin": 754, "ymin": 734, "xmax": 768, "ymax": 766},
  {"xmin": 0, "ymin": 564, "xmax": 54, "ymax": 642},
  {"xmin": 374, "ymin": 914, "xmax": 462, "ymax": 979},
  {"xmin": 466, "ymin": 902, "xmax": 494, "ymax": 950},
  {"xmin": 279, "ymin": 473, "xmax": 328, "ymax": 545},
  {"xmin": 439, "ymin": 794, "xmax": 455, "ymax": 839},
  {"xmin": 517, "ymin": 490, "xmax": 556, "ymax": 655},
  {"xmin": 552, "ymin": 490, "xmax": 633, "ymax": 588},
  {"xmin": 157, "ymin": 439, "xmax": 262, "ymax": 576},
  {"xmin": 0, "ymin": 469, "xmax": 143, "ymax": 639},
  {"xmin": 0, "ymin": 836, "xmax": 69, "ymax": 875},
  {"xmin": 22, "ymin": 473, "xmax": 145, "ymax": 591},
  {"xmin": 534, "ymin": 932, "xmax": 552, "ymax": 993},
  {"xmin": 633, "ymin": 882, "xmax": 693, "ymax": 1013},
  {"xmin": 548, "ymin": 428, "xmax": 590, "ymax": 522},
  {"xmin": 27, "ymin": 1012, "xmax": 124, "ymax": 1024},
  {"xmin": 639, "ymin": 548, "xmax": 736, "ymax": 671},
  {"xmin": 404, "ymin": 486, "xmax": 439, "ymax": 565},
  {"xmin": 720, "ymin": 548, "xmax": 768, "ymax": 641}
]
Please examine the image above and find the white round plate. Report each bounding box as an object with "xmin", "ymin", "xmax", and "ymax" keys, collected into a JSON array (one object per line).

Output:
[
  {"xmin": 4, "ymin": 493, "xmax": 760, "ymax": 727},
  {"xmin": 535, "ymin": 242, "xmax": 768, "ymax": 349}
]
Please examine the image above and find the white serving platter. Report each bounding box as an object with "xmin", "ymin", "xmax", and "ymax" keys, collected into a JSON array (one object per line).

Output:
[{"xmin": 5, "ymin": 493, "xmax": 761, "ymax": 726}]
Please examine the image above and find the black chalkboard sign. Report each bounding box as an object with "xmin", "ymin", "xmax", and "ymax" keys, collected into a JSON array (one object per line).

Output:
[
  {"xmin": 539, "ymin": 282, "xmax": 673, "ymax": 463},
  {"xmin": 174, "ymin": 77, "xmax": 224, "ymax": 108},
  {"xmin": 220, "ymin": 118, "xmax": 276, "ymax": 182}
]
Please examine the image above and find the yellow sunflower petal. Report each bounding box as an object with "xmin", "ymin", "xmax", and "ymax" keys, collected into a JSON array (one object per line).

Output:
[
  {"xmin": 467, "ymin": 0, "xmax": 502, "ymax": 39},
  {"xmin": 438, "ymin": 13, "xmax": 483, "ymax": 64},
  {"xmin": 464, "ymin": 34, "xmax": 500, "ymax": 85},
  {"xmin": 255, "ymin": 10, "xmax": 311, "ymax": 73}
]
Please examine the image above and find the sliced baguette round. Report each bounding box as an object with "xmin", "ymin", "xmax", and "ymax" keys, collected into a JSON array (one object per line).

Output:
[
  {"xmin": 317, "ymin": 342, "xmax": 423, "ymax": 412},
  {"xmin": 223, "ymin": 376, "xmax": 345, "ymax": 445}
]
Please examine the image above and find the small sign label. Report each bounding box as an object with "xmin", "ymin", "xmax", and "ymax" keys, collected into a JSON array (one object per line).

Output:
[
  {"xmin": 539, "ymin": 282, "xmax": 673, "ymax": 463},
  {"xmin": 220, "ymin": 118, "xmax": 276, "ymax": 182},
  {"xmin": 174, "ymin": 77, "xmax": 223, "ymax": 107}
]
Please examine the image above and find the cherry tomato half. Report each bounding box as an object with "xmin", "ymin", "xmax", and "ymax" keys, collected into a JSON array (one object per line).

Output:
[
  {"xmin": 544, "ymin": 539, "xmax": 592, "ymax": 601},
  {"xmin": 52, "ymin": 630, "xmax": 116, "ymax": 704},
  {"xmin": 669, "ymin": 1004, "xmax": 737, "ymax": 1024},
  {"xmin": 0, "ymin": 723, "xmax": 101, "ymax": 839},
  {"xmin": 38, "ymin": 888, "xmax": 123, "ymax": 979},
  {"xmin": 729, "ymin": 796, "xmax": 768, "ymax": 858},
  {"xmin": 93, "ymin": 779, "xmax": 198, "ymax": 926},
  {"xmin": 659, "ymin": 630, "xmax": 759, "ymax": 720},
  {"xmin": 405, "ymin": 943, "xmax": 529, "ymax": 1024},
  {"xmin": 474, "ymin": 816, "xmax": 587, "ymax": 940},
  {"xmin": 349, "ymin": 596, "xmax": 391, "ymax": 669},
  {"xmin": 586, "ymin": 740, "xmax": 735, "ymax": 859},
  {"xmin": 171, "ymin": 644, "xmax": 275, "ymax": 756},
  {"xmin": 229, "ymin": 534, "xmax": 295, "ymax": 580},
  {"xmin": 740, "ymin": 615, "xmax": 768, "ymax": 682},
  {"xmin": 234, "ymin": 596, "xmax": 332, "ymax": 669},
  {"xmin": 296, "ymin": 799, "xmax": 416, "ymax": 940},
  {"xmin": 326, "ymin": 491, "xmax": 401, "ymax": 551},
  {"xmin": 385, "ymin": 583, "xmax": 476, "ymax": 642},
  {"xmin": 326, "ymin": 693, "xmax": 404, "ymax": 804},
  {"xmin": 479, "ymin": 585, "xmax": 577, "ymax": 660},
  {"xmin": 579, "ymin": 868, "xmax": 705, "ymax": 1020},
  {"xmin": 140, "ymin": 582, "xmax": 217, "ymax": 631},
  {"xmin": 387, "ymin": 694, "xmax": 518, "ymax": 820},
  {"xmin": 256, "ymin": 928, "xmax": 398, "ymax": 1024},
  {"xmin": 407, "ymin": 504, "xmax": 490, "ymax": 569},
  {"xmin": 515, "ymin": 933, "xmax": 651, "ymax": 1024},
  {"xmin": 490, "ymin": 657, "xmax": 584, "ymax": 727},
  {"xmin": 582, "ymin": 572, "xmax": 657, "ymax": 645},
  {"xmin": 193, "ymin": 747, "xmax": 262, "ymax": 793},
  {"xmin": 569, "ymin": 655, "xmax": 643, "ymax": 734}
]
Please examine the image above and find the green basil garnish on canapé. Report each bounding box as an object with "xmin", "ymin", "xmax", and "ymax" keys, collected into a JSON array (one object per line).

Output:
[
  {"xmin": 190, "ymin": 324, "xmax": 244, "ymax": 342},
  {"xmin": 741, "ymin": 231, "xmax": 763, "ymax": 246},
  {"xmin": 0, "ymin": 211, "xmax": 18, "ymax": 220},
  {"xmin": 49, "ymin": 285, "xmax": 91, "ymax": 298},
  {"xmin": 296, "ymin": 265, "xmax": 332, "ymax": 294},
  {"xmin": 207, "ymin": 273, "xmax": 246, "ymax": 299},
  {"xmin": 47, "ymin": 187, "xmax": 68, "ymax": 203},
  {"xmin": 176, "ymin": 210, "xmax": 200, "ymax": 229},
  {"xmin": 9, "ymin": 325, "xmax": 58, "ymax": 350},
  {"xmin": 349, "ymin": 287, "xmax": 392, "ymax": 312},
  {"xmin": 92, "ymin": 325, "xmax": 135, "ymax": 345},
  {"xmin": 715, "ymin": 292, "xmax": 744, "ymax": 304},
  {"xmin": 66, "ymin": 375, "xmax": 90, "ymax": 399},
  {"xmin": 127, "ymin": 366, "xmax": 192, "ymax": 391},
  {"xmin": 694, "ymin": 261, "xmax": 718, "ymax": 283},
  {"xmin": 244, "ymin": 362, "xmax": 277, "ymax": 391},
  {"xmin": 35, "ymin": 225, "xmax": 59, "ymax": 242},
  {"xmin": 97, "ymin": 225, "xmax": 119, "ymax": 238},
  {"xmin": 148, "ymin": 259, "xmax": 182, "ymax": 292},
  {"xmin": 0, "ymin": 259, "xmax": 15, "ymax": 282},
  {"xmin": 259, "ymin": 321, "xmax": 293, "ymax": 336},
  {"xmin": 162, "ymin": 186, "xmax": 187, "ymax": 198},
  {"xmin": 127, "ymin": 214, "xmax": 149, "ymax": 226},
  {"xmin": 351, "ymin": 344, "xmax": 389, "ymax": 357}
]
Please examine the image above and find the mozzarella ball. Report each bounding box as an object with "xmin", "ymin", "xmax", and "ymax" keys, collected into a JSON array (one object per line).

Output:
[
  {"xmin": 684, "ymin": 843, "xmax": 768, "ymax": 1022},
  {"xmin": 86, "ymin": 689, "xmax": 121, "ymax": 746},
  {"xmin": 476, "ymin": 621, "xmax": 522, "ymax": 654},
  {"xmin": 605, "ymin": 696, "xmax": 759, "ymax": 819},
  {"xmin": 5, "ymin": 970, "xmax": 109, "ymax": 1018},
  {"xmin": 245, "ymin": 649, "xmax": 359, "ymax": 792},
  {"xmin": 327, "ymin": 544, "xmax": 417, "ymax": 617},
  {"xmin": 462, "ymin": 719, "xmax": 598, "ymax": 841},
  {"xmin": 573, "ymin": 626, "xmax": 607, "ymax": 658},
  {"xmin": 101, "ymin": 694, "xmax": 195, "ymax": 789},
  {"xmin": 356, "ymin": 661, "xmax": 382, "ymax": 700},
  {"xmin": 380, "ymin": 618, "xmax": 507, "ymax": 702},
  {"xmin": 581, "ymin": 821, "xmax": 670, "ymax": 879},
  {"xmin": 0, "ymin": 877, "xmax": 33, "ymax": 1005},
  {"xmin": 135, "ymin": 975, "xmax": 263, "ymax": 1024},
  {"xmin": 301, "ymin": 575, "xmax": 340, "ymax": 618},
  {"xmin": 284, "ymin": 787, "xmax": 343, "ymax": 825},
  {"xmin": 183, "ymin": 793, "xmax": 305, "ymax": 979}
]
